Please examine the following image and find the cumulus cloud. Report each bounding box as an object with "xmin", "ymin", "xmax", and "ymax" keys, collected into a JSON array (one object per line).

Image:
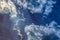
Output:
[
  {"xmin": 25, "ymin": 21, "xmax": 60, "ymax": 40},
  {"xmin": 0, "ymin": 0, "xmax": 17, "ymax": 18},
  {"xmin": 0, "ymin": 0, "xmax": 57, "ymax": 40},
  {"xmin": 0, "ymin": 0, "xmax": 23, "ymax": 40},
  {"xmin": 22, "ymin": 0, "xmax": 56, "ymax": 15}
]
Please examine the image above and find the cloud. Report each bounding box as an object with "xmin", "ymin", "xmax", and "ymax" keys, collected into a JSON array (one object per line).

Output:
[
  {"xmin": 0, "ymin": 0, "xmax": 17, "ymax": 18},
  {"xmin": 25, "ymin": 21, "xmax": 60, "ymax": 40},
  {"xmin": 22, "ymin": 0, "xmax": 56, "ymax": 15}
]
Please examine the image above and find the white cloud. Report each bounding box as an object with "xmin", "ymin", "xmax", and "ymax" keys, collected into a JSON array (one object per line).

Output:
[
  {"xmin": 22, "ymin": 0, "xmax": 56, "ymax": 16},
  {"xmin": 25, "ymin": 21, "xmax": 60, "ymax": 40},
  {"xmin": 25, "ymin": 24, "xmax": 43, "ymax": 40},
  {"xmin": 0, "ymin": 0, "xmax": 17, "ymax": 18}
]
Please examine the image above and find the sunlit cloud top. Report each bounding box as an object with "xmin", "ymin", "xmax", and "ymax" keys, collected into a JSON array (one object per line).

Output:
[{"xmin": 0, "ymin": 0, "xmax": 17, "ymax": 18}]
